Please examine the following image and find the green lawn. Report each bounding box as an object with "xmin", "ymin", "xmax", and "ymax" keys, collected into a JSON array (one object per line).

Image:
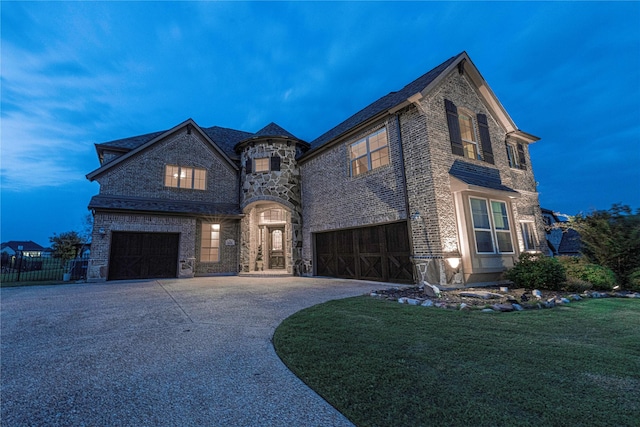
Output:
[{"xmin": 273, "ymin": 297, "xmax": 640, "ymax": 427}]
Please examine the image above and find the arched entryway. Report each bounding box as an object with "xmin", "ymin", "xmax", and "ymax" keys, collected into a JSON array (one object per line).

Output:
[{"xmin": 241, "ymin": 202, "xmax": 295, "ymax": 274}]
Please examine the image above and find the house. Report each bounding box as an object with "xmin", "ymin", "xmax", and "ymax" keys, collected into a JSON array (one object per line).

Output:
[
  {"xmin": 86, "ymin": 52, "xmax": 548, "ymax": 287},
  {"xmin": 1, "ymin": 241, "xmax": 46, "ymax": 257},
  {"xmin": 541, "ymin": 208, "xmax": 581, "ymax": 256}
]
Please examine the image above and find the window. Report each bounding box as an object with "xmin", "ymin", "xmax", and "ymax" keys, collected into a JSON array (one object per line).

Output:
[
  {"xmin": 201, "ymin": 223, "xmax": 220, "ymax": 262},
  {"xmin": 506, "ymin": 142, "xmax": 527, "ymax": 170},
  {"xmin": 469, "ymin": 197, "xmax": 514, "ymax": 254},
  {"xmin": 445, "ymin": 99, "xmax": 495, "ymax": 164},
  {"xmin": 260, "ymin": 208, "xmax": 285, "ymax": 224},
  {"xmin": 165, "ymin": 165, "xmax": 206, "ymax": 190},
  {"xmin": 458, "ymin": 112, "xmax": 479, "ymax": 160},
  {"xmin": 247, "ymin": 156, "xmax": 281, "ymax": 173},
  {"xmin": 254, "ymin": 158, "xmax": 270, "ymax": 172},
  {"xmin": 521, "ymin": 222, "xmax": 536, "ymax": 251},
  {"xmin": 349, "ymin": 127, "xmax": 389, "ymax": 176}
]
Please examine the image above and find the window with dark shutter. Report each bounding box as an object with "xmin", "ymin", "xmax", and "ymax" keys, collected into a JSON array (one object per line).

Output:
[
  {"xmin": 245, "ymin": 158, "xmax": 252, "ymax": 173},
  {"xmin": 270, "ymin": 156, "xmax": 281, "ymax": 172},
  {"xmin": 445, "ymin": 99, "xmax": 464, "ymax": 157},
  {"xmin": 476, "ymin": 113, "xmax": 494, "ymax": 164},
  {"xmin": 517, "ymin": 143, "xmax": 527, "ymax": 170}
]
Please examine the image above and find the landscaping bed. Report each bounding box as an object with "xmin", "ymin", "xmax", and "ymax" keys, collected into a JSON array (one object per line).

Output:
[{"xmin": 370, "ymin": 284, "xmax": 640, "ymax": 311}]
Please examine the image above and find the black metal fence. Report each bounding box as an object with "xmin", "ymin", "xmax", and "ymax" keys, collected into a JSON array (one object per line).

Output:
[{"xmin": 1, "ymin": 252, "xmax": 88, "ymax": 284}]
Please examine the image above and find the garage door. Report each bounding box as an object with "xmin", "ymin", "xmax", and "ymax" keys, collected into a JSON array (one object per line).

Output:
[
  {"xmin": 108, "ymin": 232, "xmax": 179, "ymax": 280},
  {"xmin": 314, "ymin": 222, "xmax": 413, "ymax": 283}
]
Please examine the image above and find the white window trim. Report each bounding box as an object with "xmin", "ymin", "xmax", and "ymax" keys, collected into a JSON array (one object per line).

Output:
[
  {"xmin": 349, "ymin": 127, "xmax": 389, "ymax": 177},
  {"xmin": 506, "ymin": 143, "xmax": 520, "ymax": 169},
  {"xmin": 469, "ymin": 197, "xmax": 515, "ymax": 255}
]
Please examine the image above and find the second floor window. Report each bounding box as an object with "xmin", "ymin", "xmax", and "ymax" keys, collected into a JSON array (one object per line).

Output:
[
  {"xmin": 165, "ymin": 165, "xmax": 207, "ymax": 190},
  {"xmin": 458, "ymin": 112, "xmax": 479, "ymax": 160},
  {"xmin": 349, "ymin": 127, "xmax": 389, "ymax": 177}
]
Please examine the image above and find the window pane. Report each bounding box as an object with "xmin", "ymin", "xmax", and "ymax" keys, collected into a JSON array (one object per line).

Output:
[
  {"xmin": 272, "ymin": 230, "xmax": 283, "ymax": 251},
  {"xmin": 371, "ymin": 146, "xmax": 389, "ymax": 169},
  {"xmin": 352, "ymin": 157, "xmax": 369, "ymax": 176},
  {"xmin": 496, "ymin": 231, "xmax": 514, "ymax": 253},
  {"xmin": 506, "ymin": 144, "xmax": 518, "ymax": 168},
  {"xmin": 254, "ymin": 158, "xmax": 269, "ymax": 172},
  {"xmin": 491, "ymin": 201, "xmax": 510, "ymax": 231},
  {"xmin": 470, "ymin": 198, "xmax": 491, "ymax": 229},
  {"xmin": 350, "ymin": 139, "xmax": 367, "ymax": 159},
  {"xmin": 463, "ymin": 141, "xmax": 478, "ymax": 160},
  {"xmin": 459, "ymin": 114, "xmax": 475, "ymax": 142},
  {"xmin": 193, "ymin": 168, "xmax": 206, "ymax": 190},
  {"xmin": 165, "ymin": 165, "xmax": 179, "ymax": 188},
  {"xmin": 368, "ymin": 128, "xmax": 388, "ymax": 151},
  {"xmin": 475, "ymin": 230, "xmax": 494, "ymax": 253},
  {"xmin": 522, "ymin": 222, "xmax": 535, "ymax": 250}
]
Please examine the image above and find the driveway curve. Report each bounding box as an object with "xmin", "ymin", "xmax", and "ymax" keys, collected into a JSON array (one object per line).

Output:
[{"xmin": 1, "ymin": 276, "xmax": 381, "ymax": 426}]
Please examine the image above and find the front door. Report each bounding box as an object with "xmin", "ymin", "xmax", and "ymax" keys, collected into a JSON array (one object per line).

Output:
[{"xmin": 268, "ymin": 227, "xmax": 285, "ymax": 269}]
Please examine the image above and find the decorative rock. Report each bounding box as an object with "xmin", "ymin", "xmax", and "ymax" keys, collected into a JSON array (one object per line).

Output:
[
  {"xmin": 398, "ymin": 297, "xmax": 408, "ymax": 304},
  {"xmin": 532, "ymin": 289, "xmax": 542, "ymax": 299},
  {"xmin": 569, "ymin": 294, "xmax": 582, "ymax": 301},
  {"xmin": 492, "ymin": 303, "xmax": 515, "ymax": 312},
  {"xmin": 435, "ymin": 302, "xmax": 447, "ymax": 309},
  {"xmin": 459, "ymin": 291, "xmax": 502, "ymax": 299},
  {"xmin": 512, "ymin": 303, "xmax": 523, "ymax": 311},
  {"xmin": 459, "ymin": 303, "xmax": 470, "ymax": 311},
  {"xmin": 561, "ymin": 298, "xmax": 571, "ymax": 304},
  {"xmin": 482, "ymin": 308, "xmax": 496, "ymax": 313},
  {"xmin": 407, "ymin": 298, "xmax": 421, "ymax": 306},
  {"xmin": 592, "ymin": 292, "xmax": 601, "ymax": 298},
  {"xmin": 500, "ymin": 287, "xmax": 509, "ymax": 292},
  {"xmin": 628, "ymin": 293, "xmax": 640, "ymax": 298},
  {"xmin": 421, "ymin": 282, "xmax": 441, "ymax": 298},
  {"xmin": 421, "ymin": 299, "xmax": 434, "ymax": 307},
  {"xmin": 545, "ymin": 300, "xmax": 555, "ymax": 308},
  {"xmin": 370, "ymin": 292, "xmax": 379, "ymax": 297}
]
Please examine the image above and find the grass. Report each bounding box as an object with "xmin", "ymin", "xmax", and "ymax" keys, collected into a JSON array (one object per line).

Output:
[{"xmin": 273, "ymin": 297, "xmax": 640, "ymax": 427}]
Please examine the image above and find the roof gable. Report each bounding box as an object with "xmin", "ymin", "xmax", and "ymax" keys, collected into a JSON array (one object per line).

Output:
[
  {"xmin": 304, "ymin": 51, "xmax": 538, "ymax": 158},
  {"xmin": 1, "ymin": 240, "xmax": 45, "ymax": 251},
  {"xmin": 87, "ymin": 119, "xmax": 244, "ymax": 181}
]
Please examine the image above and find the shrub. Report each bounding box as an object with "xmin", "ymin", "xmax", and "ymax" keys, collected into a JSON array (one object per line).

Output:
[
  {"xmin": 557, "ymin": 256, "xmax": 617, "ymax": 291},
  {"xmin": 627, "ymin": 269, "xmax": 640, "ymax": 292},
  {"xmin": 505, "ymin": 253, "xmax": 566, "ymax": 290},
  {"xmin": 564, "ymin": 276, "xmax": 593, "ymax": 293}
]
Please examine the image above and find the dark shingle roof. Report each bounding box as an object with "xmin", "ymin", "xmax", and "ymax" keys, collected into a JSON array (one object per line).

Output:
[
  {"xmin": 308, "ymin": 53, "xmax": 462, "ymax": 151},
  {"xmin": 449, "ymin": 160, "xmax": 518, "ymax": 194},
  {"xmin": 88, "ymin": 195, "xmax": 242, "ymax": 217},
  {"xmin": 96, "ymin": 124, "xmax": 253, "ymax": 160},
  {"xmin": 254, "ymin": 122, "xmax": 301, "ymax": 139},
  {"xmin": 558, "ymin": 229, "xmax": 582, "ymax": 255},
  {"xmin": 1, "ymin": 241, "xmax": 45, "ymax": 252}
]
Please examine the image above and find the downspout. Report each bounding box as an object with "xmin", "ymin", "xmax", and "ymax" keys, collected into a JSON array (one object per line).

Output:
[{"xmin": 395, "ymin": 112, "xmax": 417, "ymax": 282}]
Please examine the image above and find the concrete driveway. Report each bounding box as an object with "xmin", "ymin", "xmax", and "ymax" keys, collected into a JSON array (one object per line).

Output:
[{"xmin": 1, "ymin": 276, "xmax": 381, "ymax": 426}]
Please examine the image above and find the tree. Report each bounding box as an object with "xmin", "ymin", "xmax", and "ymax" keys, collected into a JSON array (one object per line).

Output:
[
  {"xmin": 568, "ymin": 204, "xmax": 640, "ymax": 288},
  {"xmin": 50, "ymin": 231, "xmax": 84, "ymax": 267}
]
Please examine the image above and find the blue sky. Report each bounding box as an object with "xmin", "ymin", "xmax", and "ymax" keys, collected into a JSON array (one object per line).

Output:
[{"xmin": 1, "ymin": 1, "xmax": 639, "ymax": 247}]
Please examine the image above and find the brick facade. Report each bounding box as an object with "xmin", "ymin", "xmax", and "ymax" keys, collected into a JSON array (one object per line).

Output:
[{"xmin": 87, "ymin": 52, "xmax": 547, "ymax": 286}]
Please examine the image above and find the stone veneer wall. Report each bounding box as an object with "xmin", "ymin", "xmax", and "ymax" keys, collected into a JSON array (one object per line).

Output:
[
  {"xmin": 88, "ymin": 212, "xmax": 196, "ymax": 281},
  {"xmin": 300, "ymin": 117, "xmax": 408, "ymax": 275},
  {"xmin": 239, "ymin": 140, "xmax": 303, "ymax": 274}
]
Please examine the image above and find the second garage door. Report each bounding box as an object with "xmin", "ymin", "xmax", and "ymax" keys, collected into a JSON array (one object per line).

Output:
[
  {"xmin": 314, "ymin": 222, "xmax": 413, "ymax": 283},
  {"xmin": 108, "ymin": 232, "xmax": 179, "ymax": 280}
]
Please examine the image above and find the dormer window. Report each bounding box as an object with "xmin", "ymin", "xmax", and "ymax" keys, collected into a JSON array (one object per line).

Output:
[{"xmin": 165, "ymin": 165, "xmax": 206, "ymax": 190}]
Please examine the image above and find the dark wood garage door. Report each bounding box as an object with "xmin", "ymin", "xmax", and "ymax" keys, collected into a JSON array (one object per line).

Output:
[
  {"xmin": 314, "ymin": 222, "xmax": 413, "ymax": 283},
  {"xmin": 108, "ymin": 232, "xmax": 179, "ymax": 280}
]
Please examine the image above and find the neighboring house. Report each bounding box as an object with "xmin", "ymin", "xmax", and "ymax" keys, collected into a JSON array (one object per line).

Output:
[
  {"xmin": 1, "ymin": 241, "xmax": 46, "ymax": 257},
  {"xmin": 86, "ymin": 52, "xmax": 548, "ymax": 287},
  {"xmin": 542, "ymin": 208, "xmax": 581, "ymax": 256}
]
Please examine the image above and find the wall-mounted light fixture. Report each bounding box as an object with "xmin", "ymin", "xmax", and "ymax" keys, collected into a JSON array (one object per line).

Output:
[
  {"xmin": 446, "ymin": 257, "xmax": 460, "ymax": 269},
  {"xmin": 99, "ymin": 228, "xmax": 106, "ymax": 238}
]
